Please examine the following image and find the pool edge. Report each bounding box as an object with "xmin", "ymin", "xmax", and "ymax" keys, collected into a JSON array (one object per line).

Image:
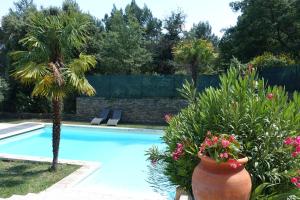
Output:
[{"xmin": 0, "ymin": 122, "xmax": 44, "ymax": 140}]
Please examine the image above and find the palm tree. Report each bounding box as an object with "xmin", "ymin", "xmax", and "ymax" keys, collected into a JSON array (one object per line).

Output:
[
  {"xmin": 173, "ymin": 39, "xmax": 216, "ymax": 86},
  {"xmin": 11, "ymin": 10, "xmax": 96, "ymax": 171}
]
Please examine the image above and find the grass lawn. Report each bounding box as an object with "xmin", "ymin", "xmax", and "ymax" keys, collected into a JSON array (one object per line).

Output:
[
  {"xmin": 0, "ymin": 119, "xmax": 167, "ymax": 130},
  {"xmin": 0, "ymin": 159, "xmax": 80, "ymax": 198}
]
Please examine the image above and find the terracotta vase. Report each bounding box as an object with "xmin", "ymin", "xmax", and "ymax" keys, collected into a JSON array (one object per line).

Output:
[{"xmin": 192, "ymin": 152, "xmax": 252, "ymax": 200}]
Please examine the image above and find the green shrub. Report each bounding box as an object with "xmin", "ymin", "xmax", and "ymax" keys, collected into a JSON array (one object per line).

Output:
[
  {"xmin": 250, "ymin": 52, "xmax": 295, "ymax": 69},
  {"xmin": 148, "ymin": 62, "xmax": 300, "ymax": 195},
  {"xmin": 15, "ymin": 91, "xmax": 51, "ymax": 113},
  {"xmin": 0, "ymin": 77, "xmax": 9, "ymax": 110},
  {"xmin": 250, "ymin": 182, "xmax": 300, "ymax": 200}
]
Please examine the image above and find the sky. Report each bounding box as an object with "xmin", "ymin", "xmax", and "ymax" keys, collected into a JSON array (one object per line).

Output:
[{"xmin": 0, "ymin": 0, "xmax": 240, "ymax": 37}]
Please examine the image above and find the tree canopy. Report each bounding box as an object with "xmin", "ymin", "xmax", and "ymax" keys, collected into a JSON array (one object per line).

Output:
[
  {"xmin": 97, "ymin": 8, "xmax": 152, "ymax": 74},
  {"xmin": 153, "ymin": 11, "xmax": 186, "ymax": 74},
  {"xmin": 186, "ymin": 21, "xmax": 219, "ymax": 47},
  {"xmin": 220, "ymin": 0, "xmax": 300, "ymax": 64}
]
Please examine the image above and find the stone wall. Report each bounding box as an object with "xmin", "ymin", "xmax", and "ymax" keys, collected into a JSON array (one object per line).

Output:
[{"xmin": 76, "ymin": 97, "xmax": 188, "ymax": 124}]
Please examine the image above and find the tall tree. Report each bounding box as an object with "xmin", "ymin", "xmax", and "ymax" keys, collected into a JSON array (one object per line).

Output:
[
  {"xmin": 98, "ymin": 8, "xmax": 152, "ymax": 74},
  {"xmin": 124, "ymin": 0, "xmax": 162, "ymax": 73},
  {"xmin": 187, "ymin": 21, "xmax": 219, "ymax": 47},
  {"xmin": 155, "ymin": 11, "xmax": 186, "ymax": 74},
  {"xmin": 173, "ymin": 39, "xmax": 216, "ymax": 85},
  {"xmin": 12, "ymin": 10, "xmax": 96, "ymax": 171},
  {"xmin": 220, "ymin": 0, "xmax": 300, "ymax": 64},
  {"xmin": 124, "ymin": 0, "xmax": 162, "ymax": 41},
  {"xmin": 62, "ymin": 0, "xmax": 80, "ymax": 13}
]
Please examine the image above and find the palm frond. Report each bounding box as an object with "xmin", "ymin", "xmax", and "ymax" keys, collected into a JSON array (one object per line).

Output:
[
  {"xmin": 75, "ymin": 78, "xmax": 95, "ymax": 96},
  {"xmin": 13, "ymin": 61, "xmax": 50, "ymax": 84},
  {"xmin": 65, "ymin": 70, "xmax": 95, "ymax": 96},
  {"xmin": 32, "ymin": 78, "xmax": 66, "ymax": 100},
  {"xmin": 67, "ymin": 54, "xmax": 96, "ymax": 74},
  {"xmin": 60, "ymin": 13, "xmax": 91, "ymax": 52}
]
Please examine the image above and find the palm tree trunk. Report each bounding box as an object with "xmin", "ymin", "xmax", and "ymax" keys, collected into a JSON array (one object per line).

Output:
[
  {"xmin": 190, "ymin": 64, "xmax": 198, "ymax": 87},
  {"xmin": 51, "ymin": 98, "xmax": 62, "ymax": 171}
]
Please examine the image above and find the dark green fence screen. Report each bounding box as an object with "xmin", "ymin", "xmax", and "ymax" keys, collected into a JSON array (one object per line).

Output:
[
  {"xmin": 88, "ymin": 74, "xmax": 219, "ymax": 98},
  {"xmin": 88, "ymin": 65, "xmax": 300, "ymax": 98},
  {"xmin": 258, "ymin": 65, "xmax": 300, "ymax": 92}
]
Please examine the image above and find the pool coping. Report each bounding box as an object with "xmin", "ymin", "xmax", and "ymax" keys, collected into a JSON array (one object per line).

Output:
[
  {"xmin": 0, "ymin": 153, "xmax": 101, "ymax": 190},
  {"xmin": 0, "ymin": 122, "xmax": 44, "ymax": 140}
]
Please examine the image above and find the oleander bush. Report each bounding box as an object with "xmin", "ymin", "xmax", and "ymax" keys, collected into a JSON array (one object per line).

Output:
[{"xmin": 147, "ymin": 61, "xmax": 300, "ymax": 197}]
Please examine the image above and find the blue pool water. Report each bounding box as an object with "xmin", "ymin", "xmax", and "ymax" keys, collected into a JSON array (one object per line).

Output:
[{"xmin": 0, "ymin": 125, "xmax": 174, "ymax": 198}]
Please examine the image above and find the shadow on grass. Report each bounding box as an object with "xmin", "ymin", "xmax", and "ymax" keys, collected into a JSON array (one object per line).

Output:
[
  {"xmin": 0, "ymin": 163, "xmax": 49, "ymax": 188},
  {"xmin": 7, "ymin": 163, "xmax": 31, "ymax": 172},
  {"xmin": 0, "ymin": 160, "xmax": 78, "ymax": 198},
  {"xmin": 0, "ymin": 180, "xmax": 24, "ymax": 188},
  {"xmin": 22, "ymin": 168, "xmax": 49, "ymax": 177}
]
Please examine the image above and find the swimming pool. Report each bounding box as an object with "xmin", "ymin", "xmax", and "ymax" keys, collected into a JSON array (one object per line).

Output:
[{"xmin": 0, "ymin": 125, "xmax": 173, "ymax": 198}]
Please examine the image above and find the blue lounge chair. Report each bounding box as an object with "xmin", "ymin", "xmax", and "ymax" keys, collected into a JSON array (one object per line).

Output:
[
  {"xmin": 91, "ymin": 108, "xmax": 110, "ymax": 125},
  {"xmin": 107, "ymin": 110, "xmax": 122, "ymax": 126}
]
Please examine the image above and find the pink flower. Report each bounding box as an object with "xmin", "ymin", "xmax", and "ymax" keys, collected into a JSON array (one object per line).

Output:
[
  {"xmin": 223, "ymin": 152, "xmax": 228, "ymax": 158},
  {"xmin": 205, "ymin": 138, "xmax": 213, "ymax": 147},
  {"xmin": 176, "ymin": 148, "xmax": 183, "ymax": 154},
  {"xmin": 229, "ymin": 135, "xmax": 235, "ymax": 142},
  {"xmin": 297, "ymin": 183, "xmax": 300, "ymax": 188},
  {"xmin": 172, "ymin": 143, "xmax": 184, "ymax": 161},
  {"xmin": 177, "ymin": 143, "xmax": 183, "ymax": 149},
  {"xmin": 172, "ymin": 152, "xmax": 179, "ymax": 161},
  {"xmin": 199, "ymin": 132, "xmax": 242, "ymax": 166},
  {"xmin": 291, "ymin": 177, "xmax": 298, "ymax": 184},
  {"xmin": 220, "ymin": 152, "xmax": 229, "ymax": 159},
  {"xmin": 266, "ymin": 93, "xmax": 274, "ymax": 100},
  {"xmin": 292, "ymin": 151, "xmax": 299, "ymax": 158},
  {"xmin": 206, "ymin": 131, "xmax": 212, "ymax": 136},
  {"xmin": 283, "ymin": 135, "xmax": 300, "ymax": 163},
  {"xmin": 221, "ymin": 139, "xmax": 230, "ymax": 148},
  {"xmin": 227, "ymin": 159, "xmax": 241, "ymax": 169},
  {"xmin": 199, "ymin": 143, "xmax": 206, "ymax": 153},
  {"xmin": 296, "ymin": 146, "xmax": 300, "ymax": 153},
  {"xmin": 164, "ymin": 114, "xmax": 172, "ymax": 123},
  {"xmin": 212, "ymin": 136, "xmax": 218, "ymax": 144},
  {"xmin": 284, "ymin": 137, "xmax": 294, "ymax": 145},
  {"xmin": 295, "ymin": 136, "xmax": 300, "ymax": 145},
  {"xmin": 199, "ymin": 146, "xmax": 205, "ymax": 153}
]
